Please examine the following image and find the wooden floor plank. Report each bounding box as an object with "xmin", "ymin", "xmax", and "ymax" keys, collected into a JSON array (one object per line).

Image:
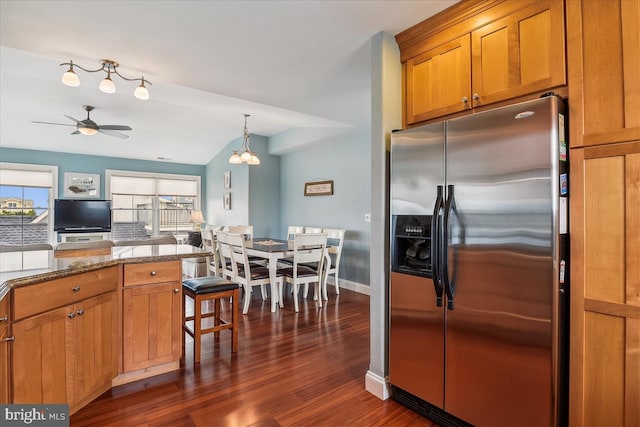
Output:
[{"xmin": 71, "ymin": 288, "xmax": 437, "ymax": 426}]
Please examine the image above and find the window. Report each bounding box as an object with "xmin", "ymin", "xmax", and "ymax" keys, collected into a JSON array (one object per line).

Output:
[
  {"xmin": 0, "ymin": 163, "xmax": 57, "ymax": 247},
  {"xmin": 106, "ymin": 170, "xmax": 200, "ymax": 242}
]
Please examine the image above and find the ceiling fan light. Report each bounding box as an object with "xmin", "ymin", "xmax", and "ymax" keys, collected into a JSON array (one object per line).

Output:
[
  {"xmin": 134, "ymin": 82, "xmax": 149, "ymax": 100},
  {"xmin": 61, "ymin": 69, "xmax": 80, "ymax": 87},
  {"xmin": 78, "ymin": 126, "xmax": 98, "ymax": 136},
  {"xmin": 99, "ymin": 76, "xmax": 116, "ymax": 94},
  {"xmin": 229, "ymin": 152, "xmax": 242, "ymax": 164}
]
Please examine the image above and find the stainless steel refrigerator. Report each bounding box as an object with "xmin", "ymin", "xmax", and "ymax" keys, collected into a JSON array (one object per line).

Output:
[{"xmin": 389, "ymin": 96, "xmax": 569, "ymax": 427}]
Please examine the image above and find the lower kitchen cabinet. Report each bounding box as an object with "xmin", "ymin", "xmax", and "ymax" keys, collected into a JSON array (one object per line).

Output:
[
  {"xmin": 11, "ymin": 292, "xmax": 117, "ymax": 410},
  {"xmin": 122, "ymin": 261, "xmax": 182, "ymax": 372},
  {"xmin": 570, "ymin": 142, "xmax": 640, "ymax": 426}
]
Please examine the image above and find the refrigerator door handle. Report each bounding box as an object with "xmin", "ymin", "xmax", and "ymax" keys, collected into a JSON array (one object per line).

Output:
[
  {"xmin": 431, "ymin": 185, "xmax": 444, "ymax": 307},
  {"xmin": 442, "ymin": 184, "xmax": 456, "ymax": 310}
]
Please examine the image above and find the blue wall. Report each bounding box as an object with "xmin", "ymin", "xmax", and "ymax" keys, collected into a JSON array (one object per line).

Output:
[
  {"xmin": 205, "ymin": 134, "xmax": 280, "ymax": 237},
  {"xmin": 279, "ymin": 127, "xmax": 371, "ymax": 285},
  {"xmin": 0, "ymin": 147, "xmax": 206, "ymax": 205}
]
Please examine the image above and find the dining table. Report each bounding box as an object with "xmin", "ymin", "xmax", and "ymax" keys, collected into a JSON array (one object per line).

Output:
[{"xmin": 245, "ymin": 237, "xmax": 330, "ymax": 312}]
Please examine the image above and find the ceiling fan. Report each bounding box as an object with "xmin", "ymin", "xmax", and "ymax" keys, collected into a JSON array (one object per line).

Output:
[{"xmin": 32, "ymin": 105, "xmax": 132, "ymax": 139}]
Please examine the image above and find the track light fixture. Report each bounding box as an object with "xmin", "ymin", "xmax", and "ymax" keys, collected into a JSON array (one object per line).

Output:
[
  {"xmin": 229, "ymin": 114, "xmax": 260, "ymax": 165},
  {"xmin": 60, "ymin": 59, "xmax": 151, "ymax": 100}
]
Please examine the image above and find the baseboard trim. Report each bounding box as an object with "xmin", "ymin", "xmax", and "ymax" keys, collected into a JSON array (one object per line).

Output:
[
  {"xmin": 327, "ymin": 277, "xmax": 370, "ymax": 295},
  {"xmin": 365, "ymin": 370, "xmax": 391, "ymax": 400}
]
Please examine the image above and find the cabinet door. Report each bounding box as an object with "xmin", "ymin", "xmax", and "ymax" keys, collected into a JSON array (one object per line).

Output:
[
  {"xmin": 72, "ymin": 292, "xmax": 117, "ymax": 408},
  {"xmin": 570, "ymin": 143, "xmax": 640, "ymax": 427},
  {"xmin": 0, "ymin": 325, "xmax": 10, "ymax": 404},
  {"xmin": 123, "ymin": 282, "xmax": 182, "ymax": 372},
  {"xmin": 11, "ymin": 306, "xmax": 69, "ymax": 404},
  {"xmin": 405, "ymin": 34, "xmax": 471, "ymax": 124},
  {"xmin": 471, "ymin": 0, "xmax": 565, "ymax": 107},
  {"xmin": 567, "ymin": 0, "xmax": 640, "ymax": 147}
]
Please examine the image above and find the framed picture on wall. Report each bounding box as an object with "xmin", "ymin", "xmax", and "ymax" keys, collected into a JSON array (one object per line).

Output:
[
  {"xmin": 63, "ymin": 172, "xmax": 100, "ymax": 198},
  {"xmin": 223, "ymin": 192, "xmax": 231, "ymax": 210},
  {"xmin": 224, "ymin": 170, "xmax": 231, "ymax": 189}
]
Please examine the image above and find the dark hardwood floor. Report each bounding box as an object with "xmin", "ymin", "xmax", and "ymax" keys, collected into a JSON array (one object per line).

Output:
[{"xmin": 71, "ymin": 287, "xmax": 438, "ymax": 426}]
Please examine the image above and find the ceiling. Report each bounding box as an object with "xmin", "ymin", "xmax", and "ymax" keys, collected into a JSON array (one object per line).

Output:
[{"xmin": 0, "ymin": 0, "xmax": 457, "ymax": 165}]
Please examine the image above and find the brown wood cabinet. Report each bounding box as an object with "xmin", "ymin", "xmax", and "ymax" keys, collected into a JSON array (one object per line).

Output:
[
  {"xmin": 405, "ymin": 35, "xmax": 471, "ymax": 124},
  {"xmin": 399, "ymin": 0, "xmax": 566, "ymax": 126},
  {"xmin": 0, "ymin": 295, "xmax": 10, "ymax": 404},
  {"xmin": 471, "ymin": 0, "xmax": 565, "ymax": 107},
  {"xmin": 570, "ymin": 143, "xmax": 640, "ymax": 427},
  {"xmin": 122, "ymin": 261, "xmax": 182, "ymax": 372},
  {"xmin": 11, "ymin": 291, "xmax": 117, "ymax": 411},
  {"xmin": 567, "ymin": 0, "xmax": 640, "ymax": 148}
]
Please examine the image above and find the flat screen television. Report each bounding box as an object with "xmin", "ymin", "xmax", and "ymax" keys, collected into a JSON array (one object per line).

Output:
[{"xmin": 54, "ymin": 199, "xmax": 112, "ymax": 232}]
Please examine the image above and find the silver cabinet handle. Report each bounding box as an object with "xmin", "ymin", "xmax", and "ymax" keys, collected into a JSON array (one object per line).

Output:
[
  {"xmin": 461, "ymin": 96, "xmax": 468, "ymax": 103},
  {"xmin": 174, "ymin": 288, "xmax": 179, "ymax": 293},
  {"xmin": 76, "ymin": 309, "xmax": 85, "ymax": 316},
  {"xmin": 72, "ymin": 285, "xmax": 81, "ymax": 292},
  {"xmin": 0, "ymin": 315, "xmax": 7, "ymax": 322},
  {"xmin": 68, "ymin": 312, "xmax": 76, "ymax": 319},
  {"xmin": 1, "ymin": 336, "xmax": 15, "ymax": 342},
  {"xmin": 150, "ymin": 271, "xmax": 157, "ymax": 276},
  {"xmin": 472, "ymin": 93, "xmax": 480, "ymax": 100}
]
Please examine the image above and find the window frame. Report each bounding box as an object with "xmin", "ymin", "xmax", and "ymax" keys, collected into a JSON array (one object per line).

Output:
[{"xmin": 0, "ymin": 162, "xmax": 58, "ymax": 246}]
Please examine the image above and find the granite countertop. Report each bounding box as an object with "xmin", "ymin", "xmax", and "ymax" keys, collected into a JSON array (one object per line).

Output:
[{"xmin": 0, "ymin": 244, "xmax": 211, "ymax": 300}]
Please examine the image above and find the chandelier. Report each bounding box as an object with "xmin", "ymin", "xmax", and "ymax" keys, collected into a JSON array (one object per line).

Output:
[
  {"xmin": 229, "ymin": 114, "xmax": 260, "ymax": 165},
  {"xmin": 60, "ymin": 59, "xmax": 151, "ymax": 100}
]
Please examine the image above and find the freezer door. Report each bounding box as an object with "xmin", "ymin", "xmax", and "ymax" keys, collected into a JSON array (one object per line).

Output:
[
  {"xmin": 444, "ymin": 97, "xmax": 560, "ymax": 426},
  {"xmin": 390, "ymin": 122, "xmax": 445, "ymax": 216},
  {"xmin": 389, "ymin": 272, "xmax": 445, "ymax": 408}
]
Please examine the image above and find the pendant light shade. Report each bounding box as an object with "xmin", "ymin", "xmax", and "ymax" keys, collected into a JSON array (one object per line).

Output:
[{"xmin": 99, "ymin": 73, "xmax": 116, "ymax": 94}]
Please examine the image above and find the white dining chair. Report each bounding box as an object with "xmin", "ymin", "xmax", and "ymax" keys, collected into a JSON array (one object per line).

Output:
[
  {"xmin": 277, "ymin": 233, "xmax": 327, "ymax": 312},
  {"xmin": 201, "ymin": 226, "xmax": 223, "ymax": 277},
  {"xmin": 286, "ymin": 226, "xmax": 305, "ymax": 240},
  {"xmin": 322, "ymin": 228, "xmax": 345, "ymax": 296},
  {"xmin": 227, "ymin": 225, "xmax": 253, "ymax": 239},
  {"xmin": 304, "ymin": 226, "xmax": 323, "ymax": 234},
  {"xmin": 216, "ymin": 231, "xmax": 235, "ymax": 282},
  {"xmin": 227, "ymin": 232, "xmax": 281, "ymax": 314}
]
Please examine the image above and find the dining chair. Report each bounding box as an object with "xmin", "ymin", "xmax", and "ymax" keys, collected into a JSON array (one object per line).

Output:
[
  {"xmin": 277, "ymin": 233, "xmax": 327, "ymax": 312},
  {"xmin": 227, "ymin": 225, "xmax": 253, "ymax": 239},
  {"xmin": 286, "ymin": 225, "xmax": 305, "ymax": 240},
  {"xmin": 201, "ymin": 226, "xmax": 223, "ymax": 277},
  {"xmin": 322, "ymin": 228, "xmax": 345, "ymax": 296},
  {"xmin": 216, "ymin": 231, "xmax": 236, "ymax": 281},
  {"xmin": 226, "ymin": 232, "xmax": 281, "ymax": 314},
  {"xmin": 303, "ymin": 226, "xmax": 323, "ymax": 234}
]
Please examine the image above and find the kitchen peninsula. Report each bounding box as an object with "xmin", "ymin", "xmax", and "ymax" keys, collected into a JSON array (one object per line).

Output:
[{"xmin": 0, "ymin": 244, "xmax": 210, "ymax": 414}]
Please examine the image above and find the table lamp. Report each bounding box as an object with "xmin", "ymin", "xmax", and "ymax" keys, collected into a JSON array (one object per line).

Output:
[{"xmin": 189, "ymin": 210, "xmax": 206, "ymax": 231}]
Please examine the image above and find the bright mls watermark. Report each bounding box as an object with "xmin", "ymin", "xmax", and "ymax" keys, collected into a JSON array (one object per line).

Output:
[{"xmin": 1, "ymin": 405, "xmax": 69, "ymax": 426}]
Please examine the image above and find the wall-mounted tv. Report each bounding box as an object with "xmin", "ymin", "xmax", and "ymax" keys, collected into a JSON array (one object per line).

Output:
[{"xmin": 54, "ymin": 199, "xmax": 112, "ymax": 232}]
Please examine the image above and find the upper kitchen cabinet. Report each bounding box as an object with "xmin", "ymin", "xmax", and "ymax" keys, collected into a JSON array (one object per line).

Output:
[
  {"xmin": 471, "ymin": 0, "xmax": 566, "ymax": 107},
  {"xmin": 405, "ymin": 35, "xmax": 471, "ymax": 124},
  {"xmin": 567, "ymin": 0, "xmax": 640, "ymax": 147},
  {"xmin": 397, "ymin": 0, "xmax": 566, "ymax": 127}
]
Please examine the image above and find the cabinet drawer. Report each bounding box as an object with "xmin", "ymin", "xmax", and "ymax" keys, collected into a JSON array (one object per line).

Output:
[
  {"xmin": 13, "ymin": 266, "xmax": 118, "ymax": 320},
  {"xmin": 123, "ymin": 261, "xmax": 181, "ymax": 286}
]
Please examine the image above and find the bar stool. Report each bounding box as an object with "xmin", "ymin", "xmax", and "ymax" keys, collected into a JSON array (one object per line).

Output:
[{"xmin": 182, "ymin": 276, "xmax": 239, "ymax": 363}]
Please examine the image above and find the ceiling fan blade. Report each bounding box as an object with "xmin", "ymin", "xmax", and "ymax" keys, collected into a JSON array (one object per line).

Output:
[
  {"xmin": 98, "ymin": 128, "xmax": 129, "ymax": 139},
  {"xmin": 31, "ymin": 121, "xmax": 75, "ymax": 127},
  {"xmin": 99, "ymin": 125, "xmax": 132, "ymax": 131},
  {"xmin": 64, "ymin": 115, "xmax": 81, "ymax": 124},
  {"xmin": 71, "ymin": 130, "xmax": 80, "ymax": 135}
]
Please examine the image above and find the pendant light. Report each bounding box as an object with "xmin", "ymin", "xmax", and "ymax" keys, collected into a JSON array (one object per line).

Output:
[{"xmin": 229, "ymin": 114, "xmax": 260, "ymax": 165}]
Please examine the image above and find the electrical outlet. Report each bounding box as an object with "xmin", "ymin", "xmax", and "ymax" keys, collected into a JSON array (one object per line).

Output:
[{"xmin": 364, "ymin": 213, "xmax": 371, "ymax": 223}]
